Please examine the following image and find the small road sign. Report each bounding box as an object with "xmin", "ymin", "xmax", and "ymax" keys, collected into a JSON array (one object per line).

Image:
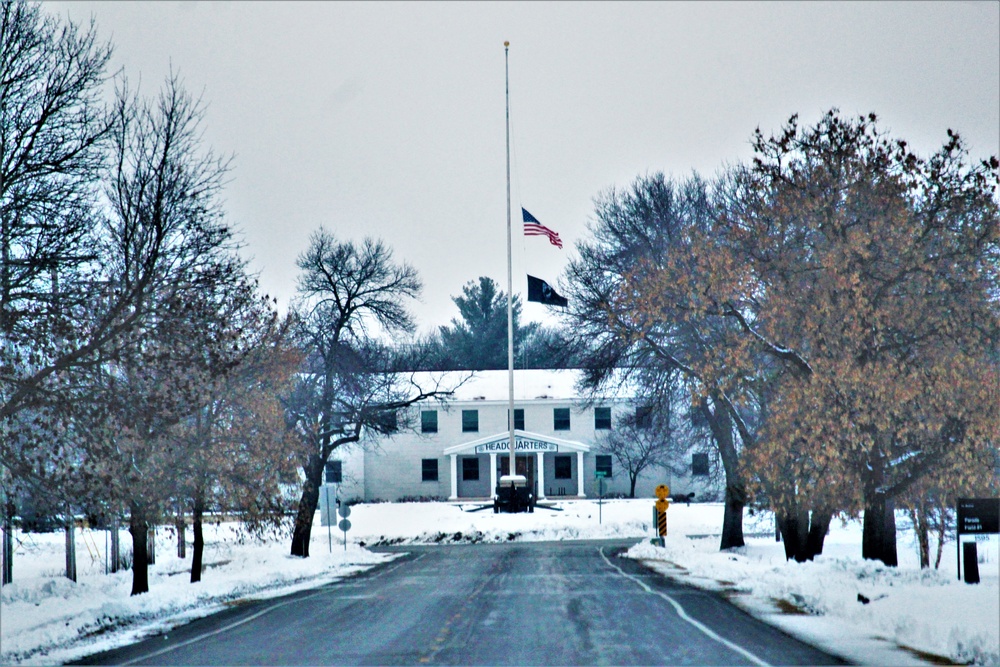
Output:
[
  {"xmin": 654, "ymin": 485, "xmax": 670, "ymax": 539},
  {"xmin": 956, "ymin": 497, "xmax": 999, "ymax": 582},
  {"xmin": 338, "ymin": 517, "xmax": 352, "ymax": 552},
  {"xmin": 958, "ymin": 498, "xmax": 999, "ymax": 535}
]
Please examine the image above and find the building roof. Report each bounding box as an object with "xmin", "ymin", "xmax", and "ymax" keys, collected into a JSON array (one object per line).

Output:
[
  {"xmin": 453, "ymin": 369, "xmax": 579, "ymax": 401},
  {"xmin": 407, "ymin": 369, "xmax": 635, "ymax": 403}
]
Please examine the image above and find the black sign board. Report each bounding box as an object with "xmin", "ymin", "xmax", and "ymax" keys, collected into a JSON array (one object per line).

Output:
[{"xmin": 957, "ymin": 498, "xmax": 1000, "ymax": 535}]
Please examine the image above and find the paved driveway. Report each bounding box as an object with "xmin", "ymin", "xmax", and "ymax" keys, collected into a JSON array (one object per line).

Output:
[{"xmin": 74, "ymin": 540, "xmax": 845, "ymax": 665}]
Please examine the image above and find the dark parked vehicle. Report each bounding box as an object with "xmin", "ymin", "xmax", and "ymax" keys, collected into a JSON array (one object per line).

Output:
[{"xmin": 494, "ymin": 475, "xmax": 534, "ymax": 513}]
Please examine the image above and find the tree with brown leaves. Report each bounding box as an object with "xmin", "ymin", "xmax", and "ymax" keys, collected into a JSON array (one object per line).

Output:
[{"xmin": 732, "ymin": 111, "xmax": 1000, "ymax": 565}]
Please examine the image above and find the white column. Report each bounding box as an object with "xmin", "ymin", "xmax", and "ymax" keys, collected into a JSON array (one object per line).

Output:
[
  {"xmin": 577, "ymin": 452, "xmax": 586, "ymax": 497},
  {"xmin": 449, "ymin": 454, "xmax": 458, "ymax": 500},
  {"xmin": 489, "ymin": 452, "xmax": 497, "ymax": 496},
  {"xmin": 536, "ymin": 452, "xmax": 546, "ymax": 500}
]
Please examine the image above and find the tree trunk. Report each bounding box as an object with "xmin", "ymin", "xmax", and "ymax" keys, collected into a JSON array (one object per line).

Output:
[
  {"xmin": 64, "ymin": 517, "xmax": 77, "ymax": 582},
  {"xmin": 129, "ymin": 504, "xmax": 150, "ymax": 596},
  {"xmin": 110, "ymin": 514, "xmax": 120, "ymax": 574},
  {"xmin": 176, "ymin": 511, "xmax": 186, "ymax": 560},
  {"xmin": 804, "ymin": 507, "xmax": 833, "ymax": 560},
  {"xmin": 776, "ymin": 510, "xmax": 799, "ymax": 561},
  {"xmin": 702, "ymin": 396, "xmax": 746, "ymax": 551},
  {"xmin": 908, "ymin": 505, "xmax": 930, "ymax": 569},
  {"xmin": 793, "ymin": 506, "xmax": 810, "ymax": 561},
  {"xmin": 862, "ymin": 492, "xmax": 898, "ymax": 566},
  {"xmin": 146, "ymin": 527, "xmax": 156, "ymax": 565},
  {"xmin": 776, "ymin": 505, "xmax": 830, "ymax": 562},
  {"xmin": 290, "ymin": 453, "xmax": 324, "ymax": 558},
  {"xmin": 2, "ymin": 502, "xmax": 12, "ymax": 585},
  {"xmin": 191, "ymin": 497, "xmax": 204, "ymax": 583},
  {"xmin": 719, "ymin": 483, "xmax": 746, "ymax": 550},
  {"xmin": 629, "ymin": 473, "xmax": 638, "ymax": 499},
  {"xmin": 933, "ymin": 507, "xmax": 948, "ymax": 570}
]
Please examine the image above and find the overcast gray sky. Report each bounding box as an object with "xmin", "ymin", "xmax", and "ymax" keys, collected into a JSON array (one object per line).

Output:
[{"xmin": 46, "ymin": 1, "xmax": 1000, "ymax": 334}]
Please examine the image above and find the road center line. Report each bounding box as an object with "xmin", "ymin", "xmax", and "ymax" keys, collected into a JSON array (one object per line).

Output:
[{"xmin": 598, "ymin": 547, "xmax": 771, "ymax": 667}]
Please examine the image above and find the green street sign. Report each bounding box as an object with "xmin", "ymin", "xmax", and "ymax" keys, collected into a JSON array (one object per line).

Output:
[{"xmin": 595, "ymin": 471, "xmax": 608, "ymax": 478}]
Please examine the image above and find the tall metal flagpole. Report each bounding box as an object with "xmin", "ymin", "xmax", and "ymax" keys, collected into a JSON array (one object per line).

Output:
[{"xmin": 504, "ymin": 41, "xmax": 515, "ymax": 480}]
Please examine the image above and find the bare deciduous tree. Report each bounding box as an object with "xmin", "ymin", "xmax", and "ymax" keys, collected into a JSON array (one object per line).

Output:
[
  {"xmin": 597, "ymin": 388, "xmax": 681, "ymax": 498},
  {"xmin": 80, "ymin": 72, "xmax": 244, "ymax": 595},
  {"xmin": 287, "ymin": 229, "xmax": 461, "ymax": 558},
  {"xmin": 562, "ymin": 173, "xmax": 757, "ymax": 551},
  {"xmin": 174, "ymin": 306, "xmax": 302, "ymax": 584},
  {"xmin": 0, "ymin": 0, "xmax": 113, "ymax": 526}
]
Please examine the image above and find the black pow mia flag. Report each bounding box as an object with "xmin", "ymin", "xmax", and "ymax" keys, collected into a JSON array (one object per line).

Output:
[{"xmin": 527, "ymin": 275, "xmax": 568, "ymax": 307}]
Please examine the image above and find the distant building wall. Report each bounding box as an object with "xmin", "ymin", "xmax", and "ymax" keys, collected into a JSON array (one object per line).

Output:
[{"xmin": 334, "ymin": 370, "xmax": 723, "ymax": 503}]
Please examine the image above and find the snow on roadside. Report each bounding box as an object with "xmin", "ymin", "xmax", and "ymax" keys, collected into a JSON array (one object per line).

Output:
[
  {"xmin": 0, "ymin": 524, "xmax": 393, "ymax": 665},
  {"xmin": 628, "ymin": 537, "xmax": 999, "ymax": 666},
  {"xmin": 1, "ymin": 499, "xmax": 998, "ymax": 666},
  {"xmin": 619, "ymin": 505, "xmax": 999, "ymax": 667}
]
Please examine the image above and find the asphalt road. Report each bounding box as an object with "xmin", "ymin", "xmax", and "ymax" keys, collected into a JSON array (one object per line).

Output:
[{"xmin": 74, "ymin": 540, "xmax": 846, "ymax": 666}]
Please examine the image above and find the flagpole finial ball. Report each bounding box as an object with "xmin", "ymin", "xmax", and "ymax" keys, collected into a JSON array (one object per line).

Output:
[{"xmin": 504, "ymin": 41, "xmax": 509, "ymax": 47}]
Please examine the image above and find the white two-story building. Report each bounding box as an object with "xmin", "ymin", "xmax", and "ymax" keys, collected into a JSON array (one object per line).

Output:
[{"xmin": 327, "ymin": 369, "xmax": 720, "ymax": 504}]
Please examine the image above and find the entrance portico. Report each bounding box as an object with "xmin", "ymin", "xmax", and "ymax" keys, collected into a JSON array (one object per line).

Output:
[{"xmin": 444, "ymin": 430, "xmax": 590, "ymax": 501}]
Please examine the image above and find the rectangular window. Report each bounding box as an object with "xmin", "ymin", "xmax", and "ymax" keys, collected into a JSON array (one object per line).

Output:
[
  {"xmin": 636, "ymin": 406, "xmax": 653, "ymax": 429},
  {"xmin": 462, "ymin": 409, "xmax": 479, "ymax": 433},
  {"xmin": 422, "ymin": 458, "xmax": 439, "ymax": 482},
  {"xmin": 508, "ymin": 408, "xmax": 524, "ymax": 430},
  {"xmin": 330, "ymin": 411, "xmax": 349, "ymax": 435},
  {"xmin": 595, "ymin": 454, "xmax": 613, "ymax": 478},
  {"xmin": 421, "ymin": 410, "xmax": 438, "ymax": 433},
  {"xmin": 554, "ymin": 455, "xmax": 572, "ymax": 479},
  {"xmin": 594, "ymin": 407, "xmax": 612, "ymax": 430},
  {"xmin": 689, "ymin": 404, "xmax": 708, "ymax": 428},
  {"xmin": 376, "ymin": 409, "xmax": 398, "ymax": 433},
  {"xmin": 462, "ymin": 457, "xmax": 480, "ymax": 481},
  {"xmin": 325, "ymin": 460, "xmax": 342, "ymax": 484},
  {"xmin": 692, "ymin": 453, "xmax": 710, "ymax": 476},
  {"xmin": 553, "ymin": 408, "xmax": 571, "ymax": 431}
]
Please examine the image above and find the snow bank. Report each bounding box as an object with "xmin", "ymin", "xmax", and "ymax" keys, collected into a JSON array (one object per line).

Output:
[
  {"xmin": 628, "ymin": 534, "xmax": 998, "ymax": 666},
  {"xmin": 0, "ymin": 524, "xmax": 393, "ymax": 665}
]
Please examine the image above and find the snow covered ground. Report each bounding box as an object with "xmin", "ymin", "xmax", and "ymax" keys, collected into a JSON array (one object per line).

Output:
[{"xmin": 0, "ymin": 499, "xmax": 997, "ymax": 665}]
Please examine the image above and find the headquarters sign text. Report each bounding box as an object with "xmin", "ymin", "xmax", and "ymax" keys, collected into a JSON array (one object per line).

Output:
[{"xmin": 475, "ymin": 437, "xmax": 558, "ymax": 454}]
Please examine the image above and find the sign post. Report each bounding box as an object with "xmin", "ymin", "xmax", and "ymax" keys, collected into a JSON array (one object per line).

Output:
[
  {"xmin": 325, "ymin": 487, "xmax": 334, "ymax": 553},
  {"xmin": 653, "ymin": 484, "xmax": 670, "ymax": 547},
  {"xmin": 595, "ymin": 471, "xmax": 607, "ymax": 525},
  {"xmin": 956, "ymin": 498, "xmax": 999, "ymax": 583}
]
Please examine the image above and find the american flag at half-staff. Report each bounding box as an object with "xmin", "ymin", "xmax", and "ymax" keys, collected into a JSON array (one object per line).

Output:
[{"xmin": 522, "ymin": 208, "xmax": 563, "ymax": 249}]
